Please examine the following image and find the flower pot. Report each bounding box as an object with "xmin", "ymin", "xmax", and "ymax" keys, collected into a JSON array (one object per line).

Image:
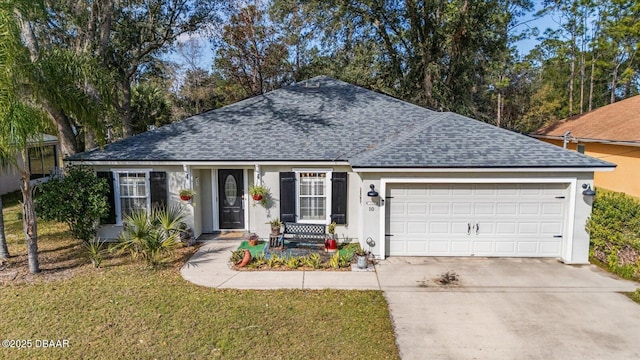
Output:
[
  {"xmin": 356, "ymin": 255, "xmax": 368, "ymax": 269},
  {"xmin": 180, "ymin": 195, "xmax": 192, "ymax": 201},
  {"xmin": 270, "ymin": 226, "xmax": 281, "ymax": 236},
  {"xmin": 325, "ymin": 238, "xmax": 338, "ymax": 252},
  {"xmin": 238, "ymin": 249, "xmax": 251, "ymax": 267},
  {"xmin": 248, "ymin": 234, "xmax": 259, "ymax": 246},
  {"xmin": 252, "ymin": 194, "xmax": 263, "ymax": 201}
]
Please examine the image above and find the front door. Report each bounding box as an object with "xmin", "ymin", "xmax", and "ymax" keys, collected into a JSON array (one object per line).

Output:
[{"xmin": 218, "ymin": 169, "xmax": 245, "ymax": 229}]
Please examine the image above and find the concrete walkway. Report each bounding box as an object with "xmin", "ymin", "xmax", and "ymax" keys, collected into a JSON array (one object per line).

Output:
[{"xmin": 180, "ymin": 240, "xmax": 380, "ymax": 290}]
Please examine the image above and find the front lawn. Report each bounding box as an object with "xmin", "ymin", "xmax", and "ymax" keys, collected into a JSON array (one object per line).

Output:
[{"xmin": 0, "ymin": 193, "xmax": 400, "ymax": 359}]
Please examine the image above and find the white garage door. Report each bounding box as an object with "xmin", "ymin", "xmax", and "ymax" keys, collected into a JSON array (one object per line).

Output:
[{"xmin": 386, "ymin": 183, "xmax": 568, "ymax": 257}]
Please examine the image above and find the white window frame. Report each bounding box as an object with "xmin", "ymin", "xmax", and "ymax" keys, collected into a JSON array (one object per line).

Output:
[
  {"xmin": 293, "ymin": 168, "xmax": 332, "ymax": 224},
  {"xmin": 112, "ymin": 169, "xmax": 152, "ymax": 225}
]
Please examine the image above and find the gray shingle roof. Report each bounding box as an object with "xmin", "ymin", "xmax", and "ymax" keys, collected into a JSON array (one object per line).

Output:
[{"xmin": 69, "ymin": 76, "xmax": 614, "ymax": 169}]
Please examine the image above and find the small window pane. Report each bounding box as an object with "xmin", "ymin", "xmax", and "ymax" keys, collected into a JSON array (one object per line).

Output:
[
  {"xmin": 299, "ymin": 197, "xmax": 325, "ymax": 220},
  {"xmin": 120, "ymin": 198, "xmax": 147, "ymax": 218}
]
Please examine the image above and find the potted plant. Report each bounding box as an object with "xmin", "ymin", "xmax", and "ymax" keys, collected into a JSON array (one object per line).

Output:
[
  {"xmin": 248, "ymin": 233, "xmax": 260, "ymax": 246},
  {"xmin": 267, "ymin": 218, "xmax": 282, "ymax": 236},
  {"xmin": 248, "ymin": 184, "xmax": 269, "ymax": 206},
  {"xmin": 179, "ymin": 189, "xmax": 195, "ymax": 201},
  {"xmin": 325, "ymin": 221, "xmax": 338, "ymax": 253},
  {"xmin": 355, "ymin": 246, "xmax": 368, "ymax": 269}
]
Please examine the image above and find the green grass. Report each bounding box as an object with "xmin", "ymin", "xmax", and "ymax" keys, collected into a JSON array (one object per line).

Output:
[{"xmin": 1, "ymin": 192, "xmax": 400, "ymax": 359}]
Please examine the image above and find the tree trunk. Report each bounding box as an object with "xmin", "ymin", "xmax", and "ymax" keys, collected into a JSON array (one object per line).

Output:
[
  {"xmin": 496, "ymin": 92, "xmax": 502, "ymax": 128},
  {"xmin": 569, "ymin": 43, "xmax": 575, "ymax": 115},
  {"xmin": 610, "ymin": 63, "xmax": 619, "ymax": 104},
  {"xmin": 43, "ymin": 101, "xmax": 78, "ymax": 157},
  {"xmin": 579, "ymin": 53, "xmax": 585, "ymax": 114},
  {"xmin": 0, "ymin": 195, "xmax": 9, "ymax": 259},
  {"xmin": 19, "ymin": 153, "xmax": 39, "ymax": 274},
  {"xmin": 121, "ymin": 80, "xmax": 134, "ymax": 138},
  {"xmin": 588, "ymin": 53, "xmax": 595, "ymax": 111},
  {"xmin": 84, "ymin": 129, "xmax": 97, "ymax": 151}
]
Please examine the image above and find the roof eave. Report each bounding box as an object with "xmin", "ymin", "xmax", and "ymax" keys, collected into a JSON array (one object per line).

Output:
[{"xmin": 531, "ymin": 134, "xmax": 640, "ymax": 147}]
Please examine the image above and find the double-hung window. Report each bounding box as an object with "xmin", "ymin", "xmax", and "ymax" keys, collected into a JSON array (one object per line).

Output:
[
  {"xmin": 114, "ymin": 171, "xmax": 150, "ymax": 224},
  {"xmin": 297, "ymin": 172, "xmax": 330, "ymax": 222},
  {"xmin": 280, "ymin": 169, "xmax": 347, "ymax": 225}
]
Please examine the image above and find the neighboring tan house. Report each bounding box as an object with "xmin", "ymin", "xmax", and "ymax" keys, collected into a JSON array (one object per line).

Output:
[
  {"xmin": 68, "ymin": 76, "xmax": 614, "ymax": 264},
  {"xmin": 0, "ymin": 134, "xmax": 60, "ymax": 195},
  {"xmin": 531, "ymin": 95, "xmax": 640, "ymax": 197}
]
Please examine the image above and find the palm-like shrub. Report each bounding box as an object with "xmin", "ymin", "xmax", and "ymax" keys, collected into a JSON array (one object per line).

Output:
[{"xmin": 114, "ymin": 205, "xmax": 186, "ymax": 268}]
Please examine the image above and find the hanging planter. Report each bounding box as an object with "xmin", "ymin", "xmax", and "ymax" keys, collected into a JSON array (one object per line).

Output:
[
  {"xmin": 248, "ymin": 184, "xmax": 269, "ymax": 207},
  {"xmin": 179, "ymin": 189, "xmax": 195, "ymax": 201}
]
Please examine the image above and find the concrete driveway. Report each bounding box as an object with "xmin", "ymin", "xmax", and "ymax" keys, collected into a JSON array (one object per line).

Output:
[{"xmin": 376, "ymin": 257, "xmax": 640, "ymax": 360}]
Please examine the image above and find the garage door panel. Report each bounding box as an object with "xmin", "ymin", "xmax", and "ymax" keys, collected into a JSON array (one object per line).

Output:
[
  {"xmin": 473, "ymin": 241, "xmax": 494, "ymax": 254},
  {"xmin": 497, "ymin": 203, "xmax": 518, "ymax": 215},
  {"xmin": 542, "ymin": 203, "xmax": 563, "ymax": 215},
  {"xmin": 407, "ymin": 203, "xmax": 427, "ymax": 216},
  {"xmin": 474, "ymin": 203, "xmax": 495, "ymax": 215},
  {"xmin": 496, "ymin": 222, "xmax": 517, "ymax": 234},
  {"xmin": 407, "ymin": 221, "xmax": 428, "ymax": 234},
  {"xmin": 389, "ymin": 201, "xmax": 406, "ymax": 215},
  {"xmin": 386, "ymin": 182, "xmax": 567, "ymax": 257},
  {"xmin": 517, "ymin": 242, "xmax": 539, "ymax": 255},
  {"xmin": 519, "ymin": 203, "xmax": 541, "ymax": 215},
  {"xmin": 452, "ymin": 203, "xmax": 472, "ymax": 215},
  {"xmin": 451, "ymin": 241, "xmax": 472, "ymax": 253},
  {"xmin": 428, "ymin": 222, "xmax": 449, "ymax": 233},
  {"xmin": 539, "ymin": 242, "xmax": 562, "ymax": 255},
  {"xmin": 541, "ymin": 222, "xmax": 562, "ymax": 234},
  {"xmin": 495, "ymin": 241, "xmax": 516, "ymax": 254},
  {"xmin": 406, "ymin": 240, "xmax": 428, "ymax": 253},
  {"xmin": 428, "ymin": 240, "xmax": 450, "ymax": 254},
  {"xmin": 389, "ymin": 221, "xmax": 405, "ymax": 234},
  {"xmin": 429, "ymin": 203, "xmax": 449, "ymax": 215}
]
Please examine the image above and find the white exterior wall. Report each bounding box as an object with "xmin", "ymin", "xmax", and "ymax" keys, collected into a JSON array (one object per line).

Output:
[
  {"xmin": 253, "ymin": 165, "xmax": 360, "ymax": 242},
  {"xmin": 0, "ymin": 161, "xmax": 22, "ymax": 195},
  {"xmin": 359, "ymin": 171, "xmax": 596, "ymax": 264},
  {"xmin": 94, "ymin": 165, "xmax": 190, "ymax": 240}
]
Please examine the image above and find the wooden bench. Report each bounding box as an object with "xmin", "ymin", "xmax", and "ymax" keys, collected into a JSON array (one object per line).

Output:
[{"xmin": 278, "ymin": 222, "xmax": 326, "ymax": 247}]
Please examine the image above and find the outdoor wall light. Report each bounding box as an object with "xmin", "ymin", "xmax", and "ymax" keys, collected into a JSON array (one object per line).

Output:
[
  {"xmin": 367, "ymin": 184, "xmax": 379, "ymax": 197},
  {"xmin": 582, "ymin": 183, "xmax": 596, "ymax": 196}
]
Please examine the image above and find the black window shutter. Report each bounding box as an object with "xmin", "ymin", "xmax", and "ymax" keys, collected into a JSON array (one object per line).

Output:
[
  {"xmin": 149, "ymin": 171, "xmax": 167, "ymax": 208},
  {"xmin": 97, "ymin": 171, "xmax": 116, "ymax": 224},
  {"xmin": 331, "ymin": 172, "xmax": 348, "ymax": 224},
  {"xmin": 279, "ymin": 172, "xmax": 296, "ymax": 223}
]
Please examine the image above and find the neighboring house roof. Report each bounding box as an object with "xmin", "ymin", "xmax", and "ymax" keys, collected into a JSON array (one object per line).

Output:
[
  {"xmin": 68, "ymin": 76, "xmax": 613, "ymax": 169},
  {"xmin": 531, "ymin": 95, "xmax": 640, "ymax": 145}
]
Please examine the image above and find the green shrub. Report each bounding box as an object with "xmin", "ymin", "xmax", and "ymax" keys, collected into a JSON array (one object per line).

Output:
[
  {"xmin": 303, "ymin": 253, "xmax": 322, "ymax": 269},
  {"xmin": 37, "ymin": 166, "xmax": 109, "ymax": 243},
  {"xmin": 230, "ymin": 249, "xmax": 246, "ymax": 265},
  {"xmin": 630, "ymin": 289, "xmax": 640, "ymax": 303},
  {"xmin": 285, "ymin": 256, "xmax": 300, "ymax": 269},
  {"xmin": 84, "ymin": 238, "xmax": 107, "ymax": 268},
  {"xmin": 112, "ymin": 205, "xmax": 185, "ymax": 268},
  {"xmin": 586, "ymin": 191, "xmax": 640, "ymax": 279}
]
